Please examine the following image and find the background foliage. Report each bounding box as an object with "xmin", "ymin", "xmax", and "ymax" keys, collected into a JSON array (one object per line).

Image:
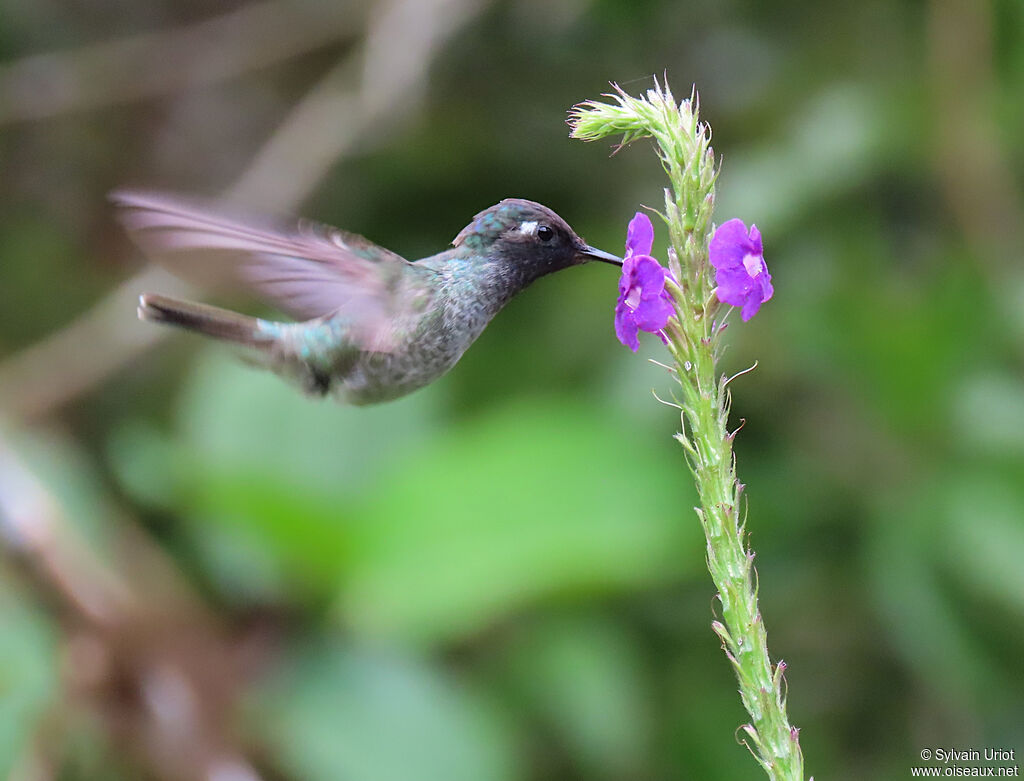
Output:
[{"xmin": 1, "ymin": 1, "xmax": 1022, "ymax": 779}]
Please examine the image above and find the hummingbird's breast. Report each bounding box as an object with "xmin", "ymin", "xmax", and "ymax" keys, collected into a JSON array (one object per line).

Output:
[{"xmin": 337, "ymin": 257, "xmax": 518, "ymax": 405}]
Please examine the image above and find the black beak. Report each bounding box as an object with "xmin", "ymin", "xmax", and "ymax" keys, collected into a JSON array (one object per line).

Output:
[{"xmin": 577, "ymin": 244, "xmax": 623, "ymax": 266}]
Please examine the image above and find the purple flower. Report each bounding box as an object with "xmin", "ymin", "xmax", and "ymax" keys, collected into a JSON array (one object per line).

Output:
[
  {"xmin": 614, "ymin": 212, "xmax": 675, "ymax": 352},
  {"xmin": 709, "ymin": 218, "xmax": 773, "ymax": 321}
]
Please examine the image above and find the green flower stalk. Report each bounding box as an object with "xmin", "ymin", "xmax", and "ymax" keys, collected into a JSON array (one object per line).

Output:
[{"xmin": 570, "ymin": 81, "xmax": 805, "ymax": 780}]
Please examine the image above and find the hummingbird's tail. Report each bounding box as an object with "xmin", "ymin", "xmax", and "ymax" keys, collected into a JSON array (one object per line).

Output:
[
  {"xmin": 139, "ymin": 293, "xmax": 342, "ymax": 396},
  {"xmin": 138, "ymin": 293, "xmax": 270, "ymax": 349}
]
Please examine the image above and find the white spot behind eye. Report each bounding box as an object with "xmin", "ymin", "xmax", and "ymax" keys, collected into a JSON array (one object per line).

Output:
[{"xmin": 518, "ymin": 221, "xmax": 538, "ymax": 236}]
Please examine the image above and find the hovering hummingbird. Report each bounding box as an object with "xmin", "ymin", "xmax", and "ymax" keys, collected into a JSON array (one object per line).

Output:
[{"xmin": 113, "ymin": 192, "xmax": 623, "ymax": 405}]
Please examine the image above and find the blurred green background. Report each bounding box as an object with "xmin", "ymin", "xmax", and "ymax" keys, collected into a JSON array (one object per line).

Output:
[{"xmin": 1, "ymin": 0, "xmax": 1023, "ymax": 779}]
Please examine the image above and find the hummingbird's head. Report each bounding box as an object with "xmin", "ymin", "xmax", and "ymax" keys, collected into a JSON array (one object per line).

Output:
[{"xmin": 453, "ymin": 199, "xmax": 622, "ymax": 281}]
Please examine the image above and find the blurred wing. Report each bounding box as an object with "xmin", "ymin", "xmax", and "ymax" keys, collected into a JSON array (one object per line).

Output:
[{"xmin": 112, "ymin": 190, "xmax": 436, "ymax": 350}]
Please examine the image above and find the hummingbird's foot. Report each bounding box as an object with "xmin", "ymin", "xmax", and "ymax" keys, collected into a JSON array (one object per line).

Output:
[{"xmin": 302, "ymin": 368, "xmax": 331, "ymax": 397}]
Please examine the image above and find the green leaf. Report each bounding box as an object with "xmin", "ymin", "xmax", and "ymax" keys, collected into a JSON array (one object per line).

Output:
[
  {"xmin": 865, "ymin": 477, "xmax": 1007, "ymax": 704},
  {"xmin": 941, "ymin": 474, "xmax": 1024, "ymax": 619},
  {"xmin": 340, "ymin": 397, "xmax": 695, "ymax": 643},
  {"xmin": 109, "ymin": 352, "xmax": 446, "ymax": 597},
  {"xmin": 176, "ymin": 351, "xmax": 445, "ymax": 497},
  {"xmin": 952, "ymin": 373, "xmax": 1024, "ymax": 459},
  {"xmin": 0, "ymin": 574, "xmax": 56, "ymax": 778},
  {"xmin": 254, "ymin": 641, "xmax": 517, "ymax": 781},
  {"xmin": 495, "ymin": 614, "xmax": 650, "ymax": 778}
]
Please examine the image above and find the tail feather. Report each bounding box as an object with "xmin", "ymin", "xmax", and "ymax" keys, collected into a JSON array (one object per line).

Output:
[{"xmin": 138, "ymin": 293, "xmax": 269, "ymax": 348}]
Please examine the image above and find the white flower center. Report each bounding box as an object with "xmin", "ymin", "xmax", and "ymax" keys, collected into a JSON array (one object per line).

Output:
[
  {"xmin": 742, "ymin": 252, "xmax": 762, "ymax": 277},
  {"xmin": 625, "ymin": 286, "xmax": 641, "ymax": 309}
]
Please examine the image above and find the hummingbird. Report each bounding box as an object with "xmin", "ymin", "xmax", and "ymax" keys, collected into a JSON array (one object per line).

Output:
[{"xmin": 113, "ymin": 191, "xmax": 623, "ymax": 405}]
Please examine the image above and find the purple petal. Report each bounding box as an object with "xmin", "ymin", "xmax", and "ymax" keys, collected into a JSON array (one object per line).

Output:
[
  {"xmin": 715, "ymin": 263, "xmax": 754, "ymax": 286},
  {"xmin": 741, "ymin": 288, "xmax": 765, "ymax": 321},
  {"xmin": 614, "ymin": 303, "xmax": 640, "ymax": 352},
  {"xmin": 748, "ymin": 224, "xmax": 763, "ymax": 254},
  {"xmin": 617, "ymin": 254, "xmax": 636, "ymax": 296},
  {"xmin": 632, "ymin": 257, "xmax": 667, "ymax": 299},
  {"xmin": 625, "ymin": 212, "xmax": 654, "ymax": 258},
  {"xmin": 756, "ymin": 266, "xmax": 774, "ymax": 307},
  {"xmin": 709, "ymin": 218, "xmax": 756, "ymax": 272},
  {"xmin": 714, "ymin": 266, "xmax": 753, "ymax": 307},
  {"xmin": 633, "ymin": 294, "xmax": 673, "ymax": 331}
]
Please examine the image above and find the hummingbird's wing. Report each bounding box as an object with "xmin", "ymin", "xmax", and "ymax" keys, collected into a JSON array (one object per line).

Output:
[{"xmin": 112, "ymin": 190, "xmax": 436, "ymax": 351}]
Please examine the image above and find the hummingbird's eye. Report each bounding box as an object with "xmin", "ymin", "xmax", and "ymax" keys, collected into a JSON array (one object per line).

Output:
[{"xmin": 537, "ymin": 224, "xmax": 554, "ymax": 242}]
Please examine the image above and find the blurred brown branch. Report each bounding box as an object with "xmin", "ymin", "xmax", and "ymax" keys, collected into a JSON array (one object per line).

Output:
[
  {"xmin": 927, "ymin": 0, "xmax": 1024, "ymax": 254},
  {"xmin": 0, "ymin": 0, "xmax": 487, "ymax": 421},
  {"xmin": 0, "ymin": 267, "xmax": 192, "ymax": 422},
  {"xmin": 0, "ymin": 0, "xmax": 370, "ymax": 124},
  {"xmin": 231, "ymin": 0, "xmax": 487, "ymax": 210},
  {"xmin": 0, "ymin": 433, "xmax": 270, "ymax": 781}
]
